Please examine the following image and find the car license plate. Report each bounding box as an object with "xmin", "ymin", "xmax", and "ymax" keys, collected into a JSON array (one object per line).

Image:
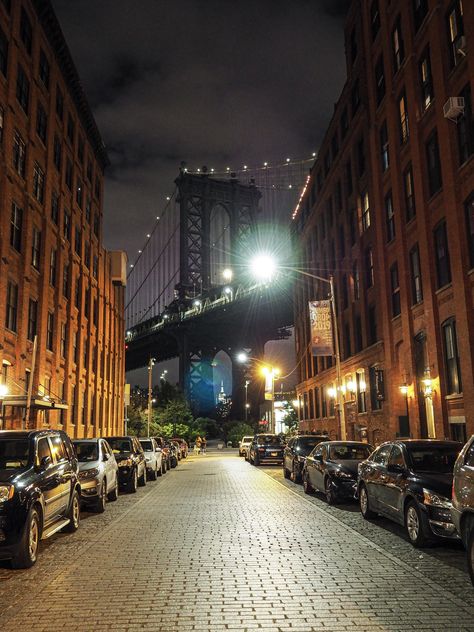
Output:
[{"xmin": 271, "ymin": 452, "xmax": 278, "ymax": 457}]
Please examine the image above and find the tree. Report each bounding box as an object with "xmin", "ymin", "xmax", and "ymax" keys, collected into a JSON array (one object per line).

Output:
[
  {"xmin": 227, "ymin": 422, "xmax": 255, "ymax": 447},
  {"xmin": 282, "ymin": 401, "xmax": 299, "ymax": 433}
]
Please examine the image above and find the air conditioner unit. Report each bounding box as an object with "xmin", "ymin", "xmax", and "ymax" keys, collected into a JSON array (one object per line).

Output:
[
  {"xmin": 443, "ymin": 97, "xmax": 465, "ymax": 121},
  {"xmin": 456, "ymin": 35, "xmax": 467, "ymax": 56},
  {"xmin": 110, "ymin": 250, "xmax": 127, "ymax": 286}
]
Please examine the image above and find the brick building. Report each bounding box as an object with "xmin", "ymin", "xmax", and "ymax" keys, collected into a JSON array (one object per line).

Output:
[
  {"xmin": 0, "ymin": 0, "xmax": 126, "ymax": 436},
  {"xmin": 293, "ymin": 0, "xmax": 474, "ymax": 445}
]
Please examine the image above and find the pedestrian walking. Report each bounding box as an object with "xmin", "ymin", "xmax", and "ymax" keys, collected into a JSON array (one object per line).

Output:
[
  {"xmin": 201, "ymin": 436, "xmax": 207, "ymax": 454},
  {"xmin": 194, "ymin": 435, "xmax": 202, "ymax": 455}
]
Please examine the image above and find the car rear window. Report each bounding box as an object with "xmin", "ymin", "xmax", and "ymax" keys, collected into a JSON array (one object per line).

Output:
[
  {"xmin": 407, "ymin": 445, "xmax": 461, "ymax": 473},
  {"xmin": 329, "ymin": 444, "xmax": 372, "ymax": 460},
  {"xmin": 74, "ymin": 441, "xmax": 98, "ymax": 462},
  {"xmin": 242, "ymin": 437, "xmax": 253, "ymax": 442},
  {"xmin": 140, "ymin": 440, "xmax": 153, "ymax": 451},
  {"xmin": 0, "ymin": 439, "xmax": 30, "ymax": 470},
  {"xmin": 257, "ymin": 435, "xmax": 281, "ymax": 445},
  {"xmin": 108, "ymin": 438, "xmax": 132, "ymax": 454}
]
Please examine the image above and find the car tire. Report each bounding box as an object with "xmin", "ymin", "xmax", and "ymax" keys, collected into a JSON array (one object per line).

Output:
[
  {"xmin": 95, "ymin": 481, "xmax": 107, "ymax": 513},
  {"xmin": 63, "ymin": 490, "xmax": 80, "ymax": 533},
  {"xmin": 467, "ymin": 525, "xmax": 474, "ymax": 586},
  {"xmin": 107, "ymin": 475, "xmax": 119, "ymax": 501},
  {"xmin": 291, "ymin": 465, "xmax": 302, "ymax": 484},
  {"xmin": 157, "ymin": 463, "xmax": 163, "ymax": 477},
  {"xmin": 254, "ymin": 454, "xmax": 260, "ymax": 467},
  {"xmin": 162, "ymin": 461, "xmax": 166, "ymax": 475},
  {"xmin": 325, "ymin": 477, "xmax": 337, "ymax": 505},
  {"xmin": 359, "ymin": 484, "xmax": 376, "ymax": 519},
  {"xmin": 283, "ymin": 463, "xmax": 290, "ymax": 479},
  {"xmin": 149, "ymin": 466, "xmax": 157, "ymax": 481},
  {"xmin": 11, "ymin": 506, "xmax": 41, "ymax": 569},
  {"xmin": 138, "ymin": 467, "xmax": 147, "ymax": 486},
  {"xmin": 405, "ymin": 500, "xmax": 431, "ymax": 548},
  {"xmin": 303, "ymin": 471, "xmax": 313, "ymax": 495},
  {"xmin": 128, "ymin": 468, "xmax": 138, "ymax": 493}
]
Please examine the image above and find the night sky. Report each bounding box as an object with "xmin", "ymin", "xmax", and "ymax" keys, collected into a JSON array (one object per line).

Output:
[{"xmin": 52, "ymin": 0, "xmax": 350, "ymax": 390}]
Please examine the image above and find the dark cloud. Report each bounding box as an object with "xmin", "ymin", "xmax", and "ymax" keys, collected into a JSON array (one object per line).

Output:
[{"xmin": 52, "ymin": 0, "xmax": 349, "ymax": 257}]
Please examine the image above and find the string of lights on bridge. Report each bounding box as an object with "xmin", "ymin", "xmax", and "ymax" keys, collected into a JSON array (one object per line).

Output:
[{"xmin": 127, "ymin": 152, "xmax": 317, "ymax": 273}]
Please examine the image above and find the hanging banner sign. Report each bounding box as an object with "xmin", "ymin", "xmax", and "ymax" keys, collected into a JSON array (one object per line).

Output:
[
  {"xmin": 309, "ymin": 300, "xmax": 334, "ymax": 356},
  {"xmin": 264, "ymin": 373, "xmax": 273, "ymax": 400},
  {"xmin": 375, "ymin": 368, "xmax": 385, "ymax": 401}
]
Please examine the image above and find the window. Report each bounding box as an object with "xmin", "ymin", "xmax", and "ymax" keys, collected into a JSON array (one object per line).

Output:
[
  {"xmin": 345, "ymin": 160, "xmax": 352, "ymax": 195},
  {"xmin": 368, "ymin": 304, "xmax": 377, "ymax": 345},
  {"xmin": 36, "ymin": 103, "xmax": 47, "ymax": 144},
  {"xmin": 64, "ymin": 211, "xmax": 71, "ymax": 241},
  {"xmin": 5, "ymin": 281, "xmax": 18, "ymax": 332},
  {"xmin": 16, "ymin": 65, "xmax": 29, "ymax": 113},
  {"xmin": 49, "ymin": 248, "xmax": 57, "ymax": 287},
  {"xmin": 0, "ymin": 105, "xmax": 4, "ymax": 144},
  {"xmin": 85, "ymin": 197, "xmax": 92, "ymax": 224},
  {"xmin": 385, "ymin": 192, "xmax": 395, "ymax": 242},
  {"xmin": 75, "ymin": 226, "xmax": 82, "ymax": 256},
  {"xmin": 375, "ymin": 56, "xmax": 385, "ymax": 105},
  {"xmin": 365, "ymin": 247, "xmax": 374, "ymax": 288},
  {"xmin": 324, "ymin": 151, "xmax": 331, "ymax": 177},
  {"xmin": 60, "ymin": 323, "xmax": 67, "ymax": 358},
  {"xmin": 380, "ymin": 121, "xmax": 389, "ymax": 172},
  {"xmin": 442, "ymin": 319, "xmax": 462, "ymax": 394},
  {"xmin": 65, "ymin": 158, "xmax": 73, "ymax": 190},
  {"xmin": 357, "ymin": 139, "xmax": 365, "ymax": 176},
  {"xmin": 434, "ymin": 221, "xmax": 452, "ymax": 288},
  {"xmin": 426, "ymin": 130, "xmax": 442, "ymax": 196},
  {"xmin": 392, "ymin": 16, "xmax": 405, "ymax": 73},
  {"xmin": 86, "ymin": 159, "xmax": 93, "ymax": 182},
  {"xmin": 10, "ymin": 202, "xmax": 22, "ymax": 251},
  {"xmin": 370, "ymin": 0, "xmax": 380, "ymax": 40},
  {"xmin": 33, "ymin": 163, "xmax": 45, "ymax": 203},
  {"xmin": 403, "ymin": 165, "xmax": 416, "ymax": 221},
  {"xmin": 354, "ymin": 314, "xmax": 363, "ymax": 353},
  {"xmin": 38, "ymin": 49, "xmax": 50, "ymax": 89},
  {"xmin": 92, "ymin": 255, "xmax": 98, "ymax": 279},
  {"xmin": 0, "ymin": 25, "xmax": 8, "ymax": 76},
  {"xmin": 13, "ymin": 131, "xmax": 26, "ymax": 177},
  {"xmin": 341, "ymin": 107, "xmax": 349, "ymax": 139},
  {"xmin": 419, "ymin": 48, "xmax": 434, "ymax": 110},
  {"xmin": 53, "ymin": 135, "xmax": 62, "ymax": 171},
  {"xmin": 457, "ymin": 84, "xmax": 474, "ymax": 165},
  {"xmin": 413, "ymin": 0, "xmax": 429, "ymax": 32},
  {"xmin": 67, "ymin": 114, "xmax": 75, "ymax": 144},
  {"xmin": 72, "ymin": 331, "xmax": 78, "ymax": 364},
  {"xmin": 465, "ymin": 194, "xmax": 474, "ymax": 269},
  {"xmin": 74, "ymin": 276, "xmax": 81, "ymax": 309},
  {"xmin": 93, "ymin": 297, "xmax": 99, "ymax": 326},
  {"xmin": 361, "ymin": 191, "xmax": 370, "ymax": 232},
  {"xmin": 31, "ymin": 227, "xmax": 41, "ymax": 270},
  {"xmin": 46, "ymin": 312, "xmax": 54, "ymax": 351},
  {"xmin": 63, "ymin": 261, "xmax": 70, "ymax": 298},
  {"xmin": 398, "ymin": 92, "xmax": 409, "ymax": 143},
  {"xmin": 56, "ymin": 87, "xmax": 64, "ymax": 120},
  {"xmin": 51, "ymin": 191, "xmax": 59, "ymax": 225},
  {"xmin": 369, "ymin": 366, "xmax": 383, "ymax": 411},
  {"xmin": 20, "ymin": 8, "xmax": 32, "ymax": 54},
  {"xmin": 410, "ymin": 244, "xmax": 423, "ymax": 305},
  {"xmin": 76, "ymin": 178, "xmax": 83, "ymax": 208},
  {"xmin": 356, "ymin": 370, "xmax": 367, "ymax": 413},
  {"xmin": 84, "ymin": 241, "xmax": 91, "ymax": 268},
  {"xmin": 353, "ymin": 261, "xmax": 360, "ymax": 301},
  {"xmin": 351, "ymin": 79, "xmax": 360, "ymax": 115},
  {"xmin": 447, "ymin": 1, "xmax": 465, "ymax": 68},
  {"xmin": 390, "ymin": 262, "xmax": 401, "ymax": 317},
  {"xmin": 93, "ymin": 212, "xmax": 100, "ymax": 238},
  {"xmin": 27, "ymin": 299, "xmax": 38, "ymax": 341},
  {"xmin": 70, "ymin": 385, "xmax": 76, "ymax": 423}
]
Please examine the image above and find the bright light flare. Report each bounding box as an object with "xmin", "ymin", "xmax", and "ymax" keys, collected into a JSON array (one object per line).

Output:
[
  {"xmin": 250, "ymin": 254, "xmax": 277, "ymax": 282},
  {"xmin": 0, "ymin": 384, "xmax": 8, "ymax": 397},
  {"xmin": 222, "ymin": 268, "xmax": 233, "ymax": 281},
  {"xmin": 236, "ymin": 352, "xmax": 248, "ymax": 363}
]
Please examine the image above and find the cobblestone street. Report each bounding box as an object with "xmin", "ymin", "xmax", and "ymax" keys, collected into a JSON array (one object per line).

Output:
[{"xmin": 1, "ymin": 451, "xmax": 474, "ymax": 632}]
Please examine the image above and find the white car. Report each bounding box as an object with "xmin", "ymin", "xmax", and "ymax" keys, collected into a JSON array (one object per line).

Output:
[
  {"xmin": 72, "ymin": 438, "xmax": 119, "ymax": 513},
  {"xmin": 139, "ymin": 438, "xmax": 163, "ymax": 480},
  {"xmin": 239, "ymin": 436, "xmax": 254, "ymax": 458}
]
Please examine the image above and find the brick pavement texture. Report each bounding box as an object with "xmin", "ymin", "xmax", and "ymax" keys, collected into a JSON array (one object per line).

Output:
[{"xmin": 0, "ymin": 451, "xmax": 474, "ymax": 632}]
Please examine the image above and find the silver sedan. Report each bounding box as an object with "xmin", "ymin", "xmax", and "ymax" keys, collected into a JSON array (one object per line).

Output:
[{"xmin": 72, "ymin": 438, "xmax": 120, "ymax": 513}]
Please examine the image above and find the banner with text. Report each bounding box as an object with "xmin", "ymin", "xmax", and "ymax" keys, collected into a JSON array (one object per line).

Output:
[{"xmin": 309, "ymin": 300, "xmax": 334, "ymax": 356}]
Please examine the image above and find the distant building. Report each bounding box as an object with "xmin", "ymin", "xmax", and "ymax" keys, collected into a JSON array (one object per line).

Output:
[
  {"xmin": 0, "ymin": 1, "xmax": 126, "ymax": 435},
  {"xmin": 293, "ymin": 0, "xmax": 474, "ymax": 444},
  {"xmin": 216, "ymin": 381, "xmax": 231, "ymax": 405}
]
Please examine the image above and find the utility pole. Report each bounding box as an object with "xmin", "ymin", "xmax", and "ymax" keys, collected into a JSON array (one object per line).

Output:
[
  {"xmin": 329, "ymin": 276, "xmax": 346, "ymax": 441},
  {"xmin": 147, "ymin": 357, "xmax": 154, "ymax": 437}
]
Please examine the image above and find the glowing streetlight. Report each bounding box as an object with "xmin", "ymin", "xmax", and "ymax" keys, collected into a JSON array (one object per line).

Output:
[
  {"xmin": 249, "ymin": 254, "xmax": 277, "ymax": 282},
  {"xmin": 193, "ymin": 299, "xmax": 202, "ymax": 308},
  {"xmin": 236, "ymin": 352, "xmax": 248, "ymax": 363},
  {"xmin": 222, "ymin": 268, "xmax": 233, "ymax": 282},
  {"xmin": 0, "ymin": 384, "xmax": 9, "ymax": 397}
]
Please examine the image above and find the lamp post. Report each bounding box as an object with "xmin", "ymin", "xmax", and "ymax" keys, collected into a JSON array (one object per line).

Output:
[
  {"xmin": 147, "ymin": 357, "xmax": 155, "ymax": 437},
  {"xmin": 236, "ymin": 353, "xmax": 279, "ymax": 433},
  {"xmin": 244, "ymin": 380, "xmax": 250, "ymax": 421},
  {"xmin": 249, "ymin": 258, "xmax": 346, "ymax": 440}
]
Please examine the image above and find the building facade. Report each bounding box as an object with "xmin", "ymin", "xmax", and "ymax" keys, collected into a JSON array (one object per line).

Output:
[
  {"xmin": 0, "ymin": 0, "xmax": 126, "ymax": 436},
  {"xmin": 294, "ymin": 0, "xmax": 474, "ymax": 445}
]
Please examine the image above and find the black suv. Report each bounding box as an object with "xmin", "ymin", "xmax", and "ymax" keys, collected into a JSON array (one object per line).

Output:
[
  {"xmin": 283, "ymin": 434, "xmax": 329, "ymax": 483},
  {"xmin": 0, "ymin": 430, "xmax": 80, "ymax": 568},
  {"xmin": 248, "ymin": 434, "xmax": 284, "ymax": 465},
  {"xmin": 107, "ymin": 436, "xmax": 146, "ymax": 492}
]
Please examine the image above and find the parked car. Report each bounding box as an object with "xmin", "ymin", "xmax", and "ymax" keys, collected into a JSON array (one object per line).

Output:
[
  {"xmin": 451, "ymin": 435, "xmax": 474, "ymax": 584},
  {"xmin": 302, "ymin": 441, "xmax": 373, "ymax": 503},
  {"xmin": 170, "ymin": 440, "xmax": 182, "ymax": 460},
  {"xmin": 154, "ymin": 437, "xmax": 171, "ymax": 472},
  {"xmin": 72, "ymin": 438, "xmax": 119, "ymax": 512},
  {"xmin": 139, "ymin": 438, "xmax": 163, "ymax": 480},
  {"xmin": 0, "ymin": 430, "xmax": 80, "ymax": 568},
  {"xmin": 167, "ymin": 441, "xmax": 179, "ymax": 468},
  {"xmin": 239, "ymin": 436, "xmax": 253, "ymax": 457},
  {"xmin": 107, "ymin": 436, "xmax": 147, "ymax": 493},
  {"xmin": 248, "ymin": 434, "xmax": 284, "ymax": 466},
  {"xmin": 283, "ymin": 434, "xmax": 329, "ymax": 483},
  {"xmin": 358, "ymin": 440, "xmax": 462, "ymax": 547},
  {"xmin": 172, "ymin": 438, "xmax": 189, "ymax": 459}
]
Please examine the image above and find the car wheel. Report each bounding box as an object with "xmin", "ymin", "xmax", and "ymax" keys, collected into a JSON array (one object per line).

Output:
[
  {"xmin": 359, "ymin": 484, "xmax": 376, "ymax": 519},
  {"xmin": 405, "ymin": 500, "xmax": 430, "ymax": 547},
  {"xmin": 303, "ymin": 471, "xmax": 313, "ymax": 495},
  {"xmin": 138, "ymin": 467, "xmax": 147, "ymax": 486},
  {"xmin": 149, "ymin": 465, "xmax": 157, "ymax": 481},
  {"xmin": 162, "ymin": 461, "xmax": 166, "ymax": 475},
  {"xmin": 283, "ymin": 463, "xmax": 290, "ymax": 479},
  {"xmin": 107, "ymin": 475, "xmax": 119, "ymax": 501},
  {"xmin": 325, "ymin": 477, "xmax": 337, "ymax": 505},
  {"xmin": 95, "ymin": 481, "xmax": 107, "ymax": 513},
  {"xmin": 128, "ymin": 468, "xmax": 138, "ymax": 493},
  {"xmin": 11, "ymin": 506, "xmax": 41, "ymax": 569},
  {"xmin": 64, "ymin": 490, "xmax": 80, "ymax": 532},
  {"xmin": 254, "ymin": 454, "xmax": 260, "ymax": 466},
  {"xmin": 157, "ymin": 462, "xmax": 163, "ymax": 477},
  {"xmin": 467, "ymin": 526, "xmax": 474, "ymax": 586}
]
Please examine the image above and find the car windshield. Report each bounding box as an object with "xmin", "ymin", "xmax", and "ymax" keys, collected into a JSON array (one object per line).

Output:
[
  {"xmin": 329, "ymin": 444, "xmax": 372, "ymax": 461},
  {"xmin": 74, "ymin": 441, "xmax": 98, "ymax": 462},
  {"xmin": 140, "ymin": 440, "xmax": 153, "ymax": 451},
  {"xmin": 407, "ymin": 445, "xmax": 460, "ymax": 473},
  {"xmin": 257, "ymin": 435, "xmax": 281, "ymax": 445},
  {"xmin": 242, "ymin": 437, "xmax": 253, "ymax": 443},
  {"xmin": 107, "ymin": 438, "xmax": 132, "ymax": 454},
  {"xmin": 296, "ymin": 438, "xmax": 325, "ymax": 456},
  {"xmin": 0, "ymin": 439, "xmax": 30, "ymax": 470}
]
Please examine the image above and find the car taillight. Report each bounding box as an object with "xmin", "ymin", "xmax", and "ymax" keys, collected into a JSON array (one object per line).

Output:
[{"xmin": 258, "ymin": 447, "xmax": 265, "ymax": 452}]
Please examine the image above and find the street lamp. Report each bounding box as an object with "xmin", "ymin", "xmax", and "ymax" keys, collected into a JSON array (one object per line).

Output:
[
  {"xmin": 222, "ymin": 268, "xmax": 233, "ymax": 282},
  {"xmin": 249, "ymin": 254, "xmax": 347, "ymax": 440},
  {"xmin": 147, "ymin": 357, "xmax": 156, "ymax": 437},
  {"xmin": 236, "ymin": 354, "xmax": 280, "ymax": 432},
  {"xmin": 244, "ymin": 380, "xmax": 250, "ymax": 421}
]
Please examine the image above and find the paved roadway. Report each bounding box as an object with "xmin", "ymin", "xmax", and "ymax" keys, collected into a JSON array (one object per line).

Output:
[{"xmin": 1, "ymin": 450, "xmax": 474, "ymax": 632}]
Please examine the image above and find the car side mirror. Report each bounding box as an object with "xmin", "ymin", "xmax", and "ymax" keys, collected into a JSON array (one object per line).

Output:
[
  {"xmin": 40, "ymin": 455, "xmax": 52, "ymax": 469},
  {"xmin": 387, "ymin": 463, "xmax": 405, "ymax": 474}
]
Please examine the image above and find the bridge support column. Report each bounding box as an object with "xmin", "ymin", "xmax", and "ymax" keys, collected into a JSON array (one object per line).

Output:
[{"xmin": 178, "ymin": 334, "xmax": 215, "ymax": 417}]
